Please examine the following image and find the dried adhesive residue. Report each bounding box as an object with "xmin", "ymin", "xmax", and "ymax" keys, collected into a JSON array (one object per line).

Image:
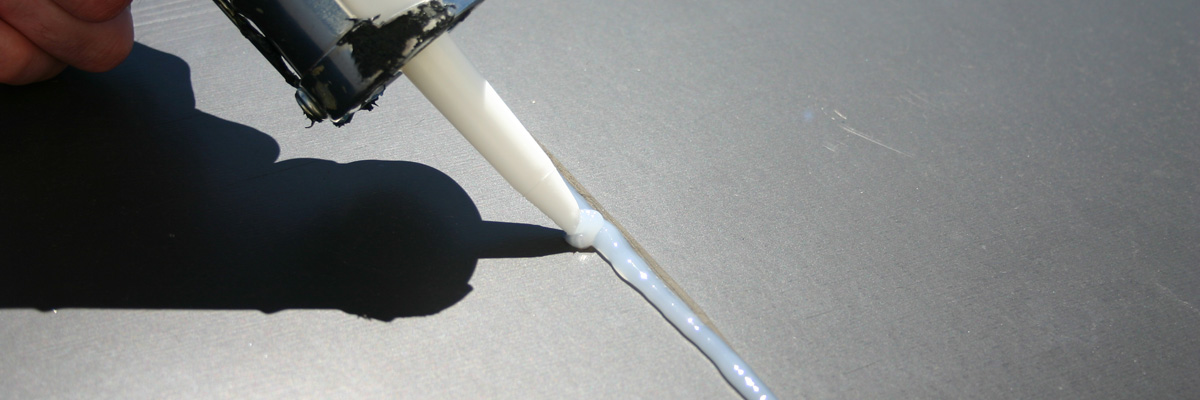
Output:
[{"xmin": 340, "ymin": 1, "xmax": 460, "ymax": 80}]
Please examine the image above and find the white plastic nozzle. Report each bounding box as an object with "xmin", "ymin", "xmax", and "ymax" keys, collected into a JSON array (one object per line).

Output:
[{"xmin": 401, "ymin": 34, "xmax": 587, "ymax": 237}]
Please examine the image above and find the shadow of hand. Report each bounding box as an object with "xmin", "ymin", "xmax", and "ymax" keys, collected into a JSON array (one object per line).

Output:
[{"xmin": 0, "ymin": 43, "xmax": 572, "ymax": 321}]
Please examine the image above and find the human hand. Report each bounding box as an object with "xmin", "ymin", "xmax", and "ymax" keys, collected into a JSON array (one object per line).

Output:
[{"xmin": 1, "ymin": 0, "xmax": 134, "ymax": 85}]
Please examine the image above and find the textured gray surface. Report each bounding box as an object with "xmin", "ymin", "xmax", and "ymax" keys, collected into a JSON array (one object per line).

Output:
[{"xmin": 3, "ymin": 0, "xmax": 1199, "ymax": 398}]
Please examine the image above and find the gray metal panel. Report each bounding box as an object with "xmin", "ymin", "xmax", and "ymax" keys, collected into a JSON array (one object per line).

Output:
[{"xmin": 2, "ymin": 0, "xmax": 1198, "ymax": 398}]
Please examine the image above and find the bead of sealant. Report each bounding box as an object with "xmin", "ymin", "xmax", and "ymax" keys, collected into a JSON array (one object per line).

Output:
[
  {"xmin": 403, "ymin": 31, "xmax": 773, "ymax": 399},
  {"xmin": 567, "ymin": 186, "xmax": 776, "ymax": 400},
  {"xmin": 565, "ymin": 209, "xmax": 604, "ymax": 249}
]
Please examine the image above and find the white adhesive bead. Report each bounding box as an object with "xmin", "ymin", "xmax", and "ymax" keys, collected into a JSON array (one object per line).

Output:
[
  {"xmin": 404, "ymin": 33, "xmax": 774, "ymax": 399},
  {"xmin": 565, "ymin": 209, "xmax": 604, "ymax": 249},
  {"xmin": 566, "ymin": 186, "xmax": 776, "ymax": 400}
]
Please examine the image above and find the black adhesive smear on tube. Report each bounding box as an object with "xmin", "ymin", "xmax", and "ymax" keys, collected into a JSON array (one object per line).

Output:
[
  {"xmin": 213, "ymin": 0, "xmax": 479, "ymax": 125},
  {"xmin": 340, "ymin": 1, "xmax": 457, "ymax": 80}
]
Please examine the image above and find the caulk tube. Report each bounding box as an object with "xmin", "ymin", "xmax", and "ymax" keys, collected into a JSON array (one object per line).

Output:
[
  {"xmin": 211, "ymin": 0, "xmax": 483, "ymax": 125},
  {"xmin": 214, "ymin": 0, "xmax": 591, "ymax": 238},
  {"xmin": 401, "ymin": 34, "xmax": 586, "ymax": 237}
]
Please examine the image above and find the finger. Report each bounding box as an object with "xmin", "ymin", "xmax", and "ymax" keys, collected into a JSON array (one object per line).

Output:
[
  {"xmin": 0, "ymin": 1, "xmax": 133, "ymax": 72},
  {"xmin": 50, "ymin": 0, "xmax": 133, "ymax": 22},
  {"xmin": 0, "ymin": 18, "xmax": 67, "ymax": 85}
]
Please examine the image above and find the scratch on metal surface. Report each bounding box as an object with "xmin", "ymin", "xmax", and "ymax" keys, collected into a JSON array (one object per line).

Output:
[
  {"xmin": 838, "ymin": 124, "xmax": 914, "ymax": 158},
  {"xmin": 1153, "ymin": 280, "xmax": 1200, "ymax": 317},
  {"xmin": 842, "ymin": 359, "xmax": 881, "ymax": 375},
  {"xmin": 906, "ymin": 88, "xmax": 930, "ymax": 105},
  {"xmin": 803, "ymin": 308, "xmax": 837, "ymax": 319}
]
